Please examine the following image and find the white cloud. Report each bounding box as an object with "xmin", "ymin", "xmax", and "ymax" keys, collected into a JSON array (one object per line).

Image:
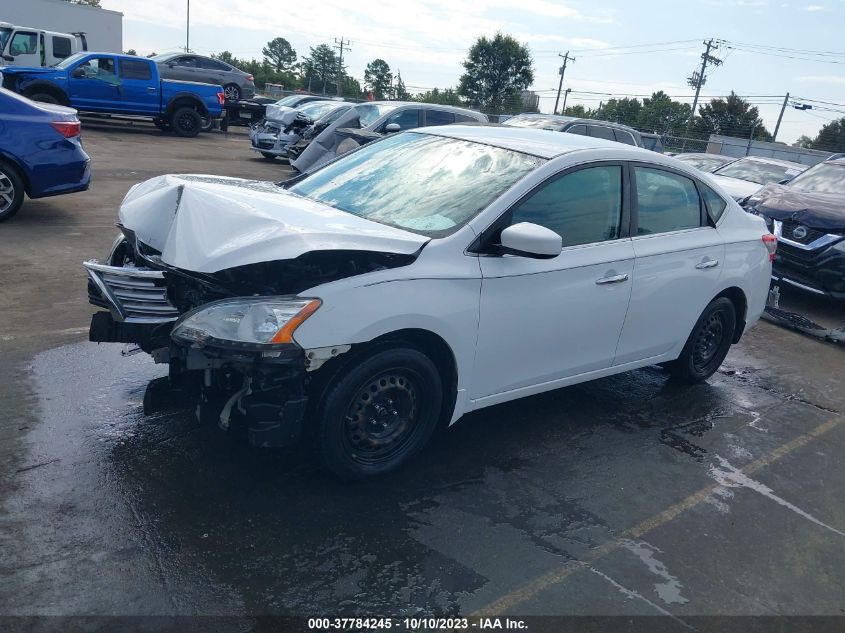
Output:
[{"xmin": 804, "ymin": 4, "xmax": 826, "ymax": 10}]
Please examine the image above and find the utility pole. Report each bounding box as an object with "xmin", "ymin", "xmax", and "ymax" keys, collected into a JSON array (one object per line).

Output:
[
  {"xmin": 772, "ymin": 92, "xmax": 789, "ymax": 142},
  {"xmin": 553, "ymin": 51, "xmax": 575, "ymax": 115},
  {"xmin": 334, "ymin": 37, "xmax": 351, "ymax": 97},
  {"xmin": 562, "ymin": 88, "xmax": 571, "ymax": 113},
  {"xmin": 185, "ymin": 0, "xmax": 190, "ymax": 52},
  {"xmin": 683, "ymin": 39, "xmax": 722, "ymax": 146}
]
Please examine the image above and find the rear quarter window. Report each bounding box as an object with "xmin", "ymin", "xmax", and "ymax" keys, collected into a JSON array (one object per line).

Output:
[{"xmin": 698, "ymin": 182, "xmax": 728, "ymax": 224}]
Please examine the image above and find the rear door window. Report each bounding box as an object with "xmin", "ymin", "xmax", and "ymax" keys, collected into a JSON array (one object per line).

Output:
[
  {"xmin": 634, "ymin": 166, "xmax": 703, "ymax": 235},
  {"xmin": 120, "ymin": 59, "xmax": 153, "ymax": 80},
  {"xmin": 614, "ymin": 129, "xmax": 637, "ymax": 146},
  {"xmin": 199, "ymin": 57, "xmax": 230, "ymax": 71},
  {"xmin": 589, "ymin": 125, "xmax": 616, "ymax": 141},
  {"xmin": 424, "ymin": 109, "xmax": 455, "ymax": 126}
]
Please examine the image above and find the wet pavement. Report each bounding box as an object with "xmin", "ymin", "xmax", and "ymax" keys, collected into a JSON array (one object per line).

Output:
[{"xmin": 1, "ymin": 124, "xmax": 844, "ymax": 623}]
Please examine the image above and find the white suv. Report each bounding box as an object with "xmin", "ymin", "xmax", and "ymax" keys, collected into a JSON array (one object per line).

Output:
[{"xmin": 85, "ymin": 126, "xmax": 775, "ymax": 479}]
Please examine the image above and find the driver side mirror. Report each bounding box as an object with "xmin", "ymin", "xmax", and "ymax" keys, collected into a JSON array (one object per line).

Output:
[
  {"xmin": 777, "ymin": 177, "xmax": 793, "ymax": 185},
  {"xmin": 166, "ymin": 62, "xmax": 176, "ymax": 68},
  {"xmin": 71, "ymin": 67, "xmax": 86, "ymax": 78},
  {"xmin": 384, "ymin": 123, "xmax": 401, "ymax": 133},
  {"xmin": 2, "ymin": 54, "xmax": 13, "ymax": 61},
  {"xmin": 499, "ymin": 222, "xmax": 562, "ymax": 259}
]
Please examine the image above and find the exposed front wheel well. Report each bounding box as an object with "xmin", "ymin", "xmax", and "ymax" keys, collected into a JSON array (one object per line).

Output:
[
  {"xmin": 715, "ymin": 287, "xmax": 748, "ymax": 343},
  {"xmin": 308, "ymin": 328, "xmax": 459, "ymax": 429},
  {"xmin": 22, "ymin": 84, "xmax": 69, "ymax": 106}
]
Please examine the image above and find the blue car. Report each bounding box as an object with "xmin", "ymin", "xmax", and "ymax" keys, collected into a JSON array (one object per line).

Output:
[{"xmin": 0, "ymin": 87, "xmax": 90, "ymax": 220}]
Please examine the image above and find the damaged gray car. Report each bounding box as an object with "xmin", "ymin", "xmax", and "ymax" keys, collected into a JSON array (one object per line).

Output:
[
  {"xmin": 249, "ymin": 100, "xmax": 350, "ymax": 160},
  {"xmin": 291, "ymin": 101, "xmax": 488, "ymax": 172}
]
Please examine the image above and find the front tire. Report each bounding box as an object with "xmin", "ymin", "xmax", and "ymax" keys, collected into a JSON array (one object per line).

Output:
[
  {"xmin": 314, "ymin": 347, "xmax": 443, "ymax": 480},
  {"xmin": 260, "ymin": 152, "xmax": 276, "ymax": 160},
  {"xmin": 26, "ymin": 92, "xmax": 60, "ymax": 105},
  {"xmin": 669, "ymin": 297, "xmax": 736, "ymax": 383},
  {"xmin": 0, "ymin": 161, "xmax": 25, "ymax": 222},
  {"xmin": 170, "ymin": 107, "xmax": 202, "ymax": 138}
]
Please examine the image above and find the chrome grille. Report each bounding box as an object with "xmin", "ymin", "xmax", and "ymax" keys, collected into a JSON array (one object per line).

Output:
[
  {"xmin": 780, "ymin": 219, "xmax": 825, "ymax": 245},
  {"xmin": 84, "ymin": 260, "xmax": 179, "ymax": 324}
]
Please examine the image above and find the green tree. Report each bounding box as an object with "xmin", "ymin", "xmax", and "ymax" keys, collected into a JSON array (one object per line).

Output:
[
  {"xmin": 637, "ymin": 91, "xmax": 691, "ymax": 135},
  {"xmin": 125, "ymin": 49, "xmax": 137, "ymax": 56},
  {"xmin": 262, "ymin": 37, "xmax": 297, "ymax": 74},
  {"xmin": 562, "ymin": 104, "xmax": 593, "ymax": 118},
  {"xmin": 393, "ymin": 71, "xmax": 410, "ymax": 100},
  {"xmin": 458, "ymin": 33, "xmax": 534, "ymax": 114},
  {"xmin": 691, "ymin": 92, "xmax": 771, "ymax": 141},
  {"xmin": 811, "ymin": 117, "xmax": 845, "ymax": 152},
  {"xmin": 300, "ymin": 44, "xmax": 340, "ymax": 94},
  {"xmin": 793, "ymin": 134, "xmax": 814, "ymax": 149},
  {"xmin": 364, "ymin": 59, "xmax": 392, "ymax": 100},
  {"xmin": 599, "ymin": 97, "xmax": 642, "ymax": 127},
  {"xmin": 414, "ymin": 87, "xmax": 465, "ymax": 106}
]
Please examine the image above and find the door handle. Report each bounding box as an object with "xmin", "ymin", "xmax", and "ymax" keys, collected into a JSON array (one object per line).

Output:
[
  {"xmin": 147, "ymin": 87, "xmax": 157, "ymax": 91},
  {"xmin": 595, "ymin": 273, "xmax": 629, "ymax": 285},
  {"xmin": 695, "ymin": 259, "xmax": 719, "ymax": 269}
]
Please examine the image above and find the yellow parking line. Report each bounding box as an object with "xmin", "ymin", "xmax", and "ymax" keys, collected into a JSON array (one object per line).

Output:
[{"xmin": 475, "ymin": 415, "xmax": 843, "ymax": 615}]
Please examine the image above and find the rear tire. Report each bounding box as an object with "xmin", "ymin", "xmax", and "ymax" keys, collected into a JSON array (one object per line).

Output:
[
  {"xmin": 0, "ymin": 161, "xmax": 25, "ymax": 222},
  {"xmin": 260, "ymin": 152, "xmax": 276, "ymax": 160},
  {"xmin": 669, "ymin": 297, "xmax": 736, "ymax": 383},
  {"xmin": 223, "ymin": 83, "xmax": 241, "ymax": 102},
  {"xmin": 314, "ymin": 346, "xmax": 443, "ymax": 480},
  {"xmin": 170, "ymin": 107, "xmax": 202, "ymax": 138}
]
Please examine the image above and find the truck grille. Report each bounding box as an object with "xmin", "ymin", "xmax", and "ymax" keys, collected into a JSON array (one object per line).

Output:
[{"xmin": 85, "ymin": 261, "xmax": 179, "ymax": 324}]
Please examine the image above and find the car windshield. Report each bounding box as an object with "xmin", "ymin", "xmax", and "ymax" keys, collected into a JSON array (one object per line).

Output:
[
  {"xmin": 357, "ymin": 104, "xmax": 397, "ymax": 128},
  {"xmin": 677, "ymin": 155, "xmax": 732, "ymax": 172},
  {"xmin": 0, "ymin": 28, "xmax": 11, "ymax": 50},
  {"xmin": 149, "ymin": 53, "xmax": 176, "ymax": 62},
  {"xmin": 289, "ymin": 132, "xmax": 544, "ymax": 237},
  {"xmin": 52, "ymin": 52, "xmax": 88, "ymax": 69},
  {"xmin": 503, "ymin": 115, "xmax": 569, "ymax": 131},
  {"xmin": 275, "ymin": 95, "xmax": 306, "ymax": 107},
  {"xmin": 787, "ymin": 162, "xmax": 845, "ymax": 195},
  {"xmin": 714, "ymin": 159, "xmax": 803, "ymax": 185},
  {"xmin": 298, "ymin": 102, "xmax": 344, "ymax": 120}
]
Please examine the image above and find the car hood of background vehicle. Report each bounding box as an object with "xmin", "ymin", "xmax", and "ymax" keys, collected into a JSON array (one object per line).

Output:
[
  {"xmin": 118, "ymin": 174, "xmax": 430, "ymax": 273},
  {"xmin": 263, "ymin": 104, "xmax": 298, "ymax": 123},
  {"xmin": 708, "ymin": 174, "xmax": 762, "ymax": 200},
  {"xmin": 754, "ymin": 183, "xmax": 845, "ymax": 230}
]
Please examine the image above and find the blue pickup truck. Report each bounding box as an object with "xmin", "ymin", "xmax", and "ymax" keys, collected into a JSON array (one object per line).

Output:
[{"xmin": 0, "ymin": 52, "xmax": 225, "ymax": 137}]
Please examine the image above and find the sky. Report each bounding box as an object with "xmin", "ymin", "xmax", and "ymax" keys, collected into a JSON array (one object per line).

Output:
[{"xmin": 99, "ymin": 0, "xmax": 845, "ymax": 144}]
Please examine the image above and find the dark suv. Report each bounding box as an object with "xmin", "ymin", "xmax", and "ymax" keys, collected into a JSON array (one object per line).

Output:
[
  {"xmin": 503, "ymin": 113, "xmax": 644, "ymax": 148},
  {"xmin": 745, "ymin": 156, "xmax": 845, "ymax": 299}
]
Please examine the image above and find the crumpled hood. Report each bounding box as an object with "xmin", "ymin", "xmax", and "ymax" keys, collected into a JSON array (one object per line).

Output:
[
  {"xmin": 753, "ymin": 183, "xmax": 845, "ymax": 230},
  {"xmin": 263, "ymin": 104, "xmax": 299, "ymax": 124},
  {"xmin": 118, "ymin": 174, "xmax": 429, "ymax": 274},
  {"xmin": 708, "ymin": 174, "xmax": 762, "ymax": 201}
]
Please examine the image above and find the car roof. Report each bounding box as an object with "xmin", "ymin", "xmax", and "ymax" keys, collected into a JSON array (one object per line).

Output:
[
  {"xmin": 418, "ymin": 124, "xmax": 655, "ymax": 159},
  {"xmin": 506, "ymin": 112, "xmax": 640, "ymax": 133},
  {"xmin": 729, "ymin": 155, "xmax": 807, "ymax": 169},
  {"xmin": 674, "ymin": 152, "xmax": 733, "ymax": 160},
  {"xmin": 362, "ymin": 101, "xmax": 485, "ymax": 117}
]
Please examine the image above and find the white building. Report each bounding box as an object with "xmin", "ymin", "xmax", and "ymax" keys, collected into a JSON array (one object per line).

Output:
[{"xmin": 0, "ymin": 0, "xmax": 122, "ymax": 53}]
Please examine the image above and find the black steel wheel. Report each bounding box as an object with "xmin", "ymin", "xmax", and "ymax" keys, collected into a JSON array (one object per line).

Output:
[
  {"xmin": 0, "ymin": 161, "xmax": 25, "ymax": 222},
  {"xmin": 171, "ymin": 107, "xmax": 202, "ymax": 138},
  {"xmin": 314, "ymin": 346, "xmax": 443, "ymax": 479},
  {"xmin": 223, "ymin": 84, "xmax": 241, "ymax": 102},
  {"xmin": 669, "ymin": 297, "xmax": 736, "ymax": 383}
]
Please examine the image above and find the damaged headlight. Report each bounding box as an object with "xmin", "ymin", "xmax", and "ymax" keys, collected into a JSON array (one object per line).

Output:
[{"xmin": 171, "ymin": 297, "xmax": 321, "ymax": 350}]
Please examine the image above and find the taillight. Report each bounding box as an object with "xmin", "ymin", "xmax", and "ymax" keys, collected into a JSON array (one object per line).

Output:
[
  {"xmin": 246, "ymin": 74, "xmax": 254, "ymax": 82},
  {"xmin": 217, "ymin": 92, "xmax": 225, "ymax": 105},
  {"xmin": 762, "ymin": 234, "xmax": 777, "ymax": 262},
  {"xmin": 51, "ymin": 120, "xmax": 80, "ymax": 138}
]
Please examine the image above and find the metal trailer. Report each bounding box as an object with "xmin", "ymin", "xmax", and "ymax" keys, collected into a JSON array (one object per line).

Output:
[{"xmin": 0, "ymin": 0, "xmax": 122, "ymax": 54}]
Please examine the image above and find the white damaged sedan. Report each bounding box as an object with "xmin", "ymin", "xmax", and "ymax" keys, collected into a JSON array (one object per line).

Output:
[{"xmin": 85, "ymin": 127, "xmax": 775, "ymax": 479}]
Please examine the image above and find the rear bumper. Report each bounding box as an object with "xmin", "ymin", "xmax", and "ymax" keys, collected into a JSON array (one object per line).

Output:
[{"xmin": 27, "ymin": 143, "xmax": 91, "ymax": 199}]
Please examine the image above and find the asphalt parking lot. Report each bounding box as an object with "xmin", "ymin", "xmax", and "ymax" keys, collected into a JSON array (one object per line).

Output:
[{"xmin": 1, "ymin": 122, "xmax": 844, "ymax": 625}]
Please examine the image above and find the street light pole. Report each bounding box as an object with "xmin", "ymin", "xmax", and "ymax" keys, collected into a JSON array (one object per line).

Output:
[
  {"xmin": 185, "ymin": 0, "xmax": 190, "ymax": 52},
  {"xmin": 553, "ymin": 52, "xmax": 574, "ymax": 115},
  {"xmin": 562, "ymin": 88, "xmax": 571, "ymax": 113}
]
